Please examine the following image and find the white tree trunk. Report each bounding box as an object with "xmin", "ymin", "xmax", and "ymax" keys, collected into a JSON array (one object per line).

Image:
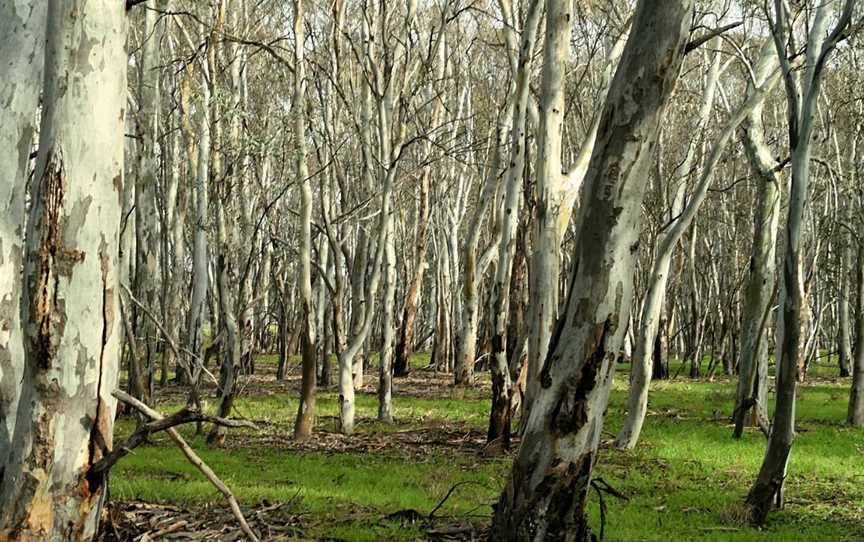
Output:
[
  {"xmin": 616, "ymin": 46, "xmax": 781, "ymax": 449},
  {"xmin": 133, "ymin": 1, "xmax": 162, "ymax": 401},
  {"xmin": 748, "ymin": 0, "xmax": 852, "ymax": 522},
  {"xmin": 293, "ymin": 0, "xmax": 317, "ymax": 439},
  {"xmin": 0, "ymin": 0, "xmax": 47, "ymax": 464},
  {"xmin": 491, "ymin": 1, "xmax": 692, "ymax": 538},
  {"xmin": 0, "ymin": 1, "xmax": 127, "ymax": 538},
  {"xmin": 487, "ymin": 0, "xmax": 543, "ymax": 449},
  {"xmin": 732, "ymin": 40, "xmax": 784, "ymax": 438}
]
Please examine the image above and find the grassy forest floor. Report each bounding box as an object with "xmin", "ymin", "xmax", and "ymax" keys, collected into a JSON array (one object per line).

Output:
[{"xmin": 104, "ymin": 354, "xmax": 864, "ymax": 541}]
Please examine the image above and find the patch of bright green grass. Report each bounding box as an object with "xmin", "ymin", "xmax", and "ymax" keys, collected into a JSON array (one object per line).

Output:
[{"xmin": 111, "ymin": 353, "xmax": 864, "ymax": 541}]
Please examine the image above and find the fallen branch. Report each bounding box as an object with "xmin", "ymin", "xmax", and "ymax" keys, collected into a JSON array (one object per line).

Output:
[
  {"xmin": 91, "ymin": 396, "xmax": 255, "ymax": 476},
  {"xmin": 112, "ymin": 390, "xmax": 260, "ymax": 542}
]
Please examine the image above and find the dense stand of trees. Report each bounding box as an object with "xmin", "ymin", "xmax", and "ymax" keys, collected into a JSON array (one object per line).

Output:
[{"xmin": 0, "ymin": 0, "xmax": 862, "ymax": 540}]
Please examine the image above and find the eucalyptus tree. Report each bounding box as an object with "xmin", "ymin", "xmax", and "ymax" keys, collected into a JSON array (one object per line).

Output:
[
  {"xmin": 617, "ymin": 38, "xmax": 782, "ymax": 450},
  {"xmin": 293, "ymin": 0, "xmax": 318, "ymax": 440},
  {"xmin": 747, "ymin": 0, "xmax": 854, "ymax": 523},
  {"xmin": 491, "ymin": 0, "xmax": 693, "ymax": 538},
  {"xmin": 0, "ymin": 0, "xmax": 127, "ymax": 538},
  {"xmin": 732, "ymin": 38, "xmax": 786, "ymax": 438},
  {"xmin": 486, "ymin": 0, "xmax": 543, "ymax": 448},
  {"xmin": 523, "ymin": 6, "xmax": 628, "ymax": 416},
  {"xmin": 133, "ymin": 1, "xmax": 164, "ymax": 398},
  {"xmin": 0, "ymin": 0, "xmax": 47, "ymax": 465}
]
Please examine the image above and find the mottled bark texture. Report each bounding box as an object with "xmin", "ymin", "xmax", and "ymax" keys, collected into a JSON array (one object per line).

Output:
[
  {"xmin": 486, "ymin": 0, "xmax": 543, "ymax": 449},
  {"xmin": 0, "ymin": 0, "xmax": 48, "ymax": 466},
  {"xmin": 491, "ymin": 1, "xmax": 692, "ymax": 539},
  {"xmin": 0, "ymin": 1, "xmax": 127, "ymax": 539}
]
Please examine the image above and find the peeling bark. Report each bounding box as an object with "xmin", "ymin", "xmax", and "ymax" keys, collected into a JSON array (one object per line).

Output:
[
  {"xmin": 0, "ymin": 1, "xmax": 127, "ymax": 538},
  {"xmin": 491, "ymin": 1, "xmax": 692, "ymax": 538},
  {"xmin": 0, "ymin": 0, "xmax": 48, "ymax": 466}
]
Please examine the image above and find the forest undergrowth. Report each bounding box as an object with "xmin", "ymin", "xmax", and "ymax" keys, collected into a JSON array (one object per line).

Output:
[{"xmin": 103, "ymin": 354, "xmax": 864, "ymax": 542}]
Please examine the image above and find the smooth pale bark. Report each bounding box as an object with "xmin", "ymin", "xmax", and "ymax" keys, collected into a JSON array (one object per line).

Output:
[
  {"xmin": 732, "ymin": 41, "xmax": 784, "ymax": 439},
  {"xmin": 0, "ymin": 0, "xmax": 47, "ymax": 464},
  {"xmin": 524, "ymin": 0, "xmax": 571, "ymax": 423},
  {"xmin": 164, "ymin": 74, "xmax": 187, "ymax": 387},
  {"xmin": 207, "ymin": 1, "xmax": 243, "ymax": 446},
  {"xmin": 617, "ymin": 41, "xmax": 780, "ymax": 450},
  {"xmin": 293, "ymin": 0, "xmax": 317, "ymax": 440},
  {"xmin": 455, "ymin": 128, "xmax": 505, "ymax": 385},
  {"xmin": 0, "ymin": 1, "xmax": 127, "ymax": 538},
  {"xmin": 378, "ymin": 216, "xmax": 397, "ymax": 422},
  {"xmin": 490, "ymin": 1, "xmax": 692, "ymax": 539},
  {"xmin": 487, "ymin": 0, "xmax": 543, "ymax": 449},
  {"xmin": 614, "ymin": 51, "xmax": 724, "ymax": 449},
  {"xmin": 747, "ymin": 0, "xmax": 852, "ymax": 523},
  {"xmin": 524, "ymin": 23, "xmax": 628, "ymax": 413},
  {"xmin": 185, "ymin": 56, "xmax": 211, "ymax": 389},
  {"xmin": 133, "ymin": 2, "xmax": 162, "ymax": 401},
  {"xmin": 849, "ymin": 244, "xmax": 864, "ymax": 426},
  {"xmin": 337, "ymin": 0, "xmax": 419, "ymax": 434}
]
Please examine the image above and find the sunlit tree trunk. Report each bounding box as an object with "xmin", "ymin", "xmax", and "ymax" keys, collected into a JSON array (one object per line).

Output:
[
  {"xmin": 487, "ymin": 0, "xmax": 543, "ymax": 449},
  {"xmin": 617, "ymin": 41, "xmax": 780, "ymax": 449},
  {"xmin": 733, "ymin": 40, "xmax": 784, "ymax": 438},
  {"xmin": 0, "ymin": 0, "xmax": 47, "ymax": 464},
  {"xmin": 747, "ymin": 0, "xmax": 852, "ymax": 523},
  {"xmin": 0, "ymin": 1, "xmax": 126, "ymax": 537},
  {"xmin": 491, "ymin": 1, "xmax": 692, "ymax": 538},
  {"xmin": 293, "ymin": 0, "xmax": 317, "ymax": 440}
]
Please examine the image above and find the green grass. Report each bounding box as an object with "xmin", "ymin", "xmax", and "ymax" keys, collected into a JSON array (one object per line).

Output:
[{"xmin": 110, "ymin": 353, "xmax": 864, "ymax": 541}]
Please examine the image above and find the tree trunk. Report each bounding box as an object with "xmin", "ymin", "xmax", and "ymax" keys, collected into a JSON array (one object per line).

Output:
[
  {"xmin": 379, "ymin": 217, "xmax": 397, "ymax": 422},
  {"xmin": 133, "ymin": 2, "xmax": 162, "ymax": 403},
  {"xmin": 733, "ymin": 40, "xmax": 783, "ymax": 438},
  {"xmin": 0, "ymin": 1, "xmax": 126, "ymax": 537},
  {"xmin": 486, "ymin": 0, "xmax": 543, "ymax": 450},
  {"xmin": 491, "ymin": 1, "xmax": 691, "ymax": 538},
  {"xmin": 292, "ymin": 0, "xmax": 317, "ymax": 441},
  {"xmin": 618, "ymin": 41, "xmax": 779, "ymax": 449},
  {"xmin": 393, "ymin": 173, "xmax": 430, "ymax": 377},
  {"xmin": 0, "ymin": 0, "xmax": 48, "ymax": 464},
  {"xmin": 838, "ymin": 241, "xmax": 853, "ymax": 377},
  {"xmin": 747, "ymin": 0, "xmax": 851, "ymax": 523},
  {"xmin": 848, "ymin": 244, "xmax": 864, "ymax": 426}
]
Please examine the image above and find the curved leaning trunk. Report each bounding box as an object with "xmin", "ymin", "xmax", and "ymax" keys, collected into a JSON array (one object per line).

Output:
[
  {"xmin": 732, "ymin": 58, "xmax": 782, "ymax": 437},
  {"xmin": 292, "ymin": 0, "xmax": 318, "ymax": 441},
  {"xmin": 617, "ymin": 41, "xmax": 780, "ymax": 450},
  {"xmin": 0, "ymin": 1, "xmax": 127, "ymax": 538},
  {"xmin": 491, "ymin": 1, "xmax": 692, "ymax": 539},
  {"xmin": 747, "ymin": 0, "xmax": 851, "ymax": 523},
  {"xmin": 0, "ymin": 0, "xmax": 47, "ymax": 466}
]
